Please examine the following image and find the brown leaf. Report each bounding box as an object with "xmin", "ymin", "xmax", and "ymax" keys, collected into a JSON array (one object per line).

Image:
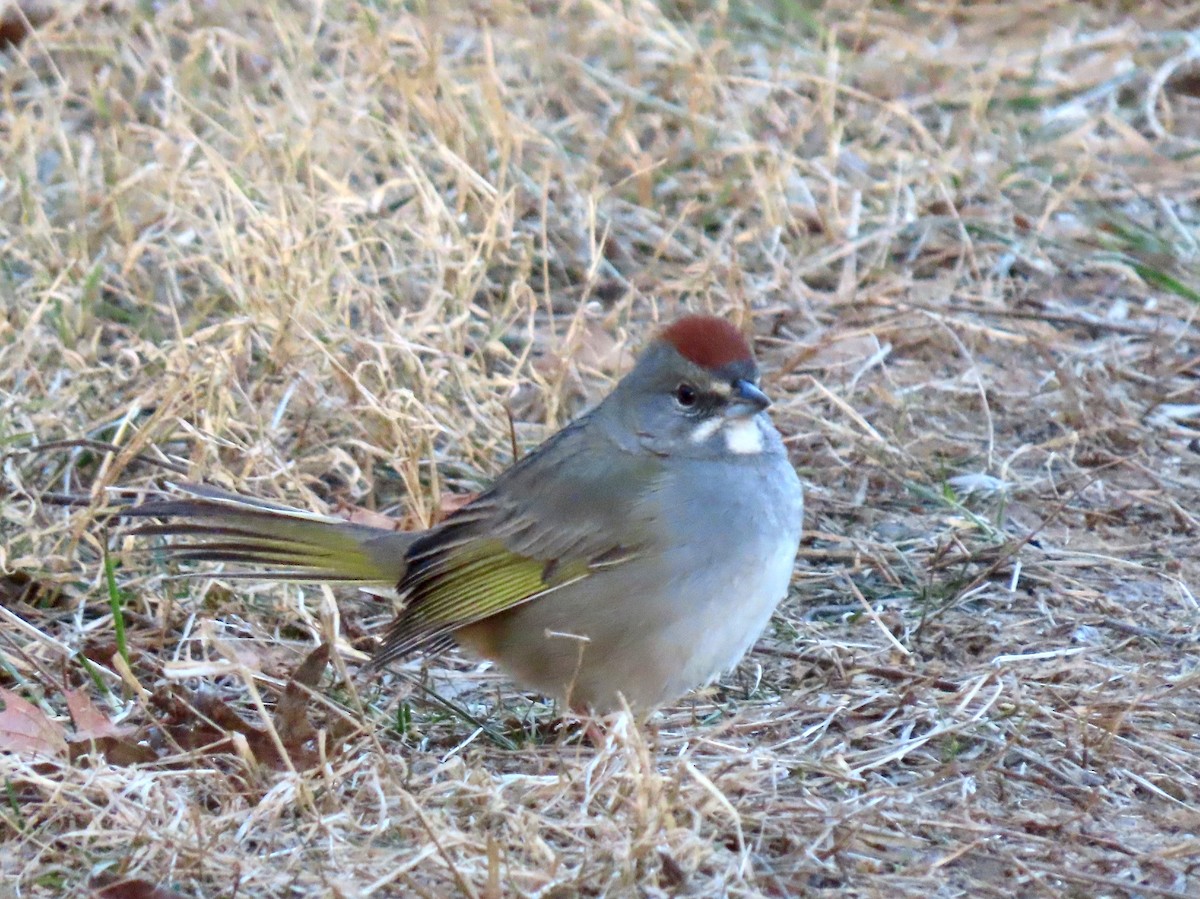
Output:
[
  {"xmin": 153, "ymin": 677, "xmax": 332, "ymax": 772},
  {"xmin": 92, "ymin": 877, "xmax": 189, "ymax": 899},
  {"xmin": 275, "ymin": 644, "xmax": 329, "ymax": 760},
  {"xmin": 338, "ymin": 494, "xmax": 477, "ymax": 530},
  {"xmin": 64, "ymin": 688, "xmax": 158, "ymax": 766},
  {"xmin": 148, "ymin": 688, "xmax": 228, "ymax": 757},
  {"xmin": 0, "ymin": 687, "xmax": 67, "ymax": 758},
  {"xmin": 151, "ymin": 686, "xmax": 257, "ymax": 758},
  {"xmin": 0, "ymin": 1, "xmax": 55, "ymax": 50},
  {"xmin": 1, "ymin": 571, "xmax": 41, "ymax": 605},
  {"xmin": 65, "ymin": 689, "xmax": 123, "ymax": 741},
  {"xmin": 435, "ymin": 490, "xmax": 478, "ymax": 522},
  {"xmin": 75, "ymin": 737, "xmax": 158, "ymax": 767},
  {"xmin": 340, "ymin": 505, "xmax": 404, "ymax": 530},
  {"xmin": 78, "ymin": 640, "xmax": 122, "ymax": 667},
  {"xmin": 396, "ymin": 491, "xmax": 479, "ymax": 531},
  {"xmin": 341, "ymin": 491, "xmax": 479, "ymax": 532}
]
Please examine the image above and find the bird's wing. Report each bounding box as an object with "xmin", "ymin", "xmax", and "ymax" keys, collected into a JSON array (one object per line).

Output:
[{"xmin": 371, "ymin": 416, "xmax": 662, "ymax": 666}]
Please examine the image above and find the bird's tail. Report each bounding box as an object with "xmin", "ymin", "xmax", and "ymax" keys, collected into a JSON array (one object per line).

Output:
[{"xmin": 124, "ymin": 483, "xmax": 415, "ymax": 585}]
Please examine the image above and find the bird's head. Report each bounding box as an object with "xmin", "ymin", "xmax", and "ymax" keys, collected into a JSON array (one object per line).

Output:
[{"xmin": 609, "ymin": 315, "xmax": 773, "ymax": 457}]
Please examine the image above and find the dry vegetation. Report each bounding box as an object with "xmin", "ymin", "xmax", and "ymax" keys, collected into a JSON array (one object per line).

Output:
[{"xmin": 2, "ymin": 0, "xmax": 1199, "ymax": 895}]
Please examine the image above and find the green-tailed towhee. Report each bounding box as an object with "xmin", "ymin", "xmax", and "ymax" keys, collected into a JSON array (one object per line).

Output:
[{"xmin": 131, "ymin": 315, "xmax": 804, "ymax": 712}]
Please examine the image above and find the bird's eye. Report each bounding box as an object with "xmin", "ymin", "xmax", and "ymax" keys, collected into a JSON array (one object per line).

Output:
[{"xmin": 674, "ymin": 384, "xmax": 698, "ymax": 407}]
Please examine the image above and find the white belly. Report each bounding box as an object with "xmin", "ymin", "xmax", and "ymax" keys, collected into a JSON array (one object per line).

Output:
[{"xmin": 640, "ymin": 528, "xmax": 799, "ymax": 708}]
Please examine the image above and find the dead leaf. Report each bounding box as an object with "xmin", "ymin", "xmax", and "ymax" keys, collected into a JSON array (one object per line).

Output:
[
  {"xmin": 92, "ymin": 876, "xmax": 189, "ymax": 899},
  {"xmin": 0, "ymin": 571, "xmax": 48, "ymax": 606},
  {"xmin": 396, "ymin": 491, "xmax": 479, "ymax": 531},
  {"xmin": 188, "ymin": 688, "xmax": 282, "ymax": 767},
  {"xmin": 340, "ymin": 505, "xmax": 404, "ymax": 530},
  {"xmin": 434, "ymin": 491, "xmax": 478, "ymax": 522},
  {"xmin": 64, "ymin": 689, "xmax": 157, "ymax": 766},
  {"xmin": 275, "ymin": 644, "xmax": 329, "ymax": 759},
  {"xmin": 0, "ymin": 1, "xmax": 54, "ymax": 50},
  {"xmin": 0, "ymin": 687, "xmax": 67, "ymax": 758},
  {"xmin": 339, "ymin": 494, "xmax": 479, "ymax": 530},
  {"xmin": 150, "ymin": 651, "xmax": 342, "ymax": 772},
  {"xmin": 65, "ymin": 689, "xmax": 123, "ymax": 740}
]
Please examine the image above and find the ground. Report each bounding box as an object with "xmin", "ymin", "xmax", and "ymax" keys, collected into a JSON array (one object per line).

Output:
[{"xmin": 1, "ymin": 1, "xmax": 1199, "ymax": 896}]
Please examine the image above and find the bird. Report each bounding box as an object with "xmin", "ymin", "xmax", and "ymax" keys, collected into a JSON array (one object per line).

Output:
[{"xmin": 128, "ymin": 315, "xmax": 804, "ymax": 714}]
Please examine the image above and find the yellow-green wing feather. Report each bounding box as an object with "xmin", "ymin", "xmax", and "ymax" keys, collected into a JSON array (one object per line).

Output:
[
  {"xmin": 371, "ymin": 414, "xmax": 661, "ymax": 667},
  {"xmin": 371, "ymin": 536, "xmax": 594, "ymax": 666}
]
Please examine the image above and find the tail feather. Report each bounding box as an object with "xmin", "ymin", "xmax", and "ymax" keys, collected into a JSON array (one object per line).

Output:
[{"xmin": 125, "ymin": 483, "xmax": 415, "ymax": 585}]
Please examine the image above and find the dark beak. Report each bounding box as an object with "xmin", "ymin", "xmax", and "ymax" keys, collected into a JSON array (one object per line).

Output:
[{"xmin": 728, "ymin": 379, "xmax": 771, "ymax": 417}]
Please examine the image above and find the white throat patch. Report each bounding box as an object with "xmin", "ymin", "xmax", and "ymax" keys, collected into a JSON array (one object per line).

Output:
[
  {"xmin": 723, "ymin": 417, "xmax": 764, "ymax": 454},
  {"xmin": 691, "ymin": 415, "xmax": 763, "ymax": 454}
]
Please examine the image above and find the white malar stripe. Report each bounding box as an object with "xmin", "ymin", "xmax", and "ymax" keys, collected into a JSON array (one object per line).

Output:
[
  {"xmin": 690, "ymin": 417, "xmax": 724, "ymax": 443},
  {"xmin": 724, "ymin": 417, "xmax": 764, "ymax": 454}
]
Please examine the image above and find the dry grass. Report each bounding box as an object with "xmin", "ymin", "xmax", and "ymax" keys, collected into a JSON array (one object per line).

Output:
[{"xmin": 2, "ymin": 0, "xmax": 1199, "ymax": 895}]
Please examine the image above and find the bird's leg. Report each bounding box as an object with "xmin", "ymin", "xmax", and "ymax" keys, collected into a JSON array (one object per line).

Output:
[
  {"xmin": 552, "ymin": 631, "xmax": 605, "ymax": 743},
  {"xmin": 569, "ymin": 704, "xmax": 607, "ymax": 746}
]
